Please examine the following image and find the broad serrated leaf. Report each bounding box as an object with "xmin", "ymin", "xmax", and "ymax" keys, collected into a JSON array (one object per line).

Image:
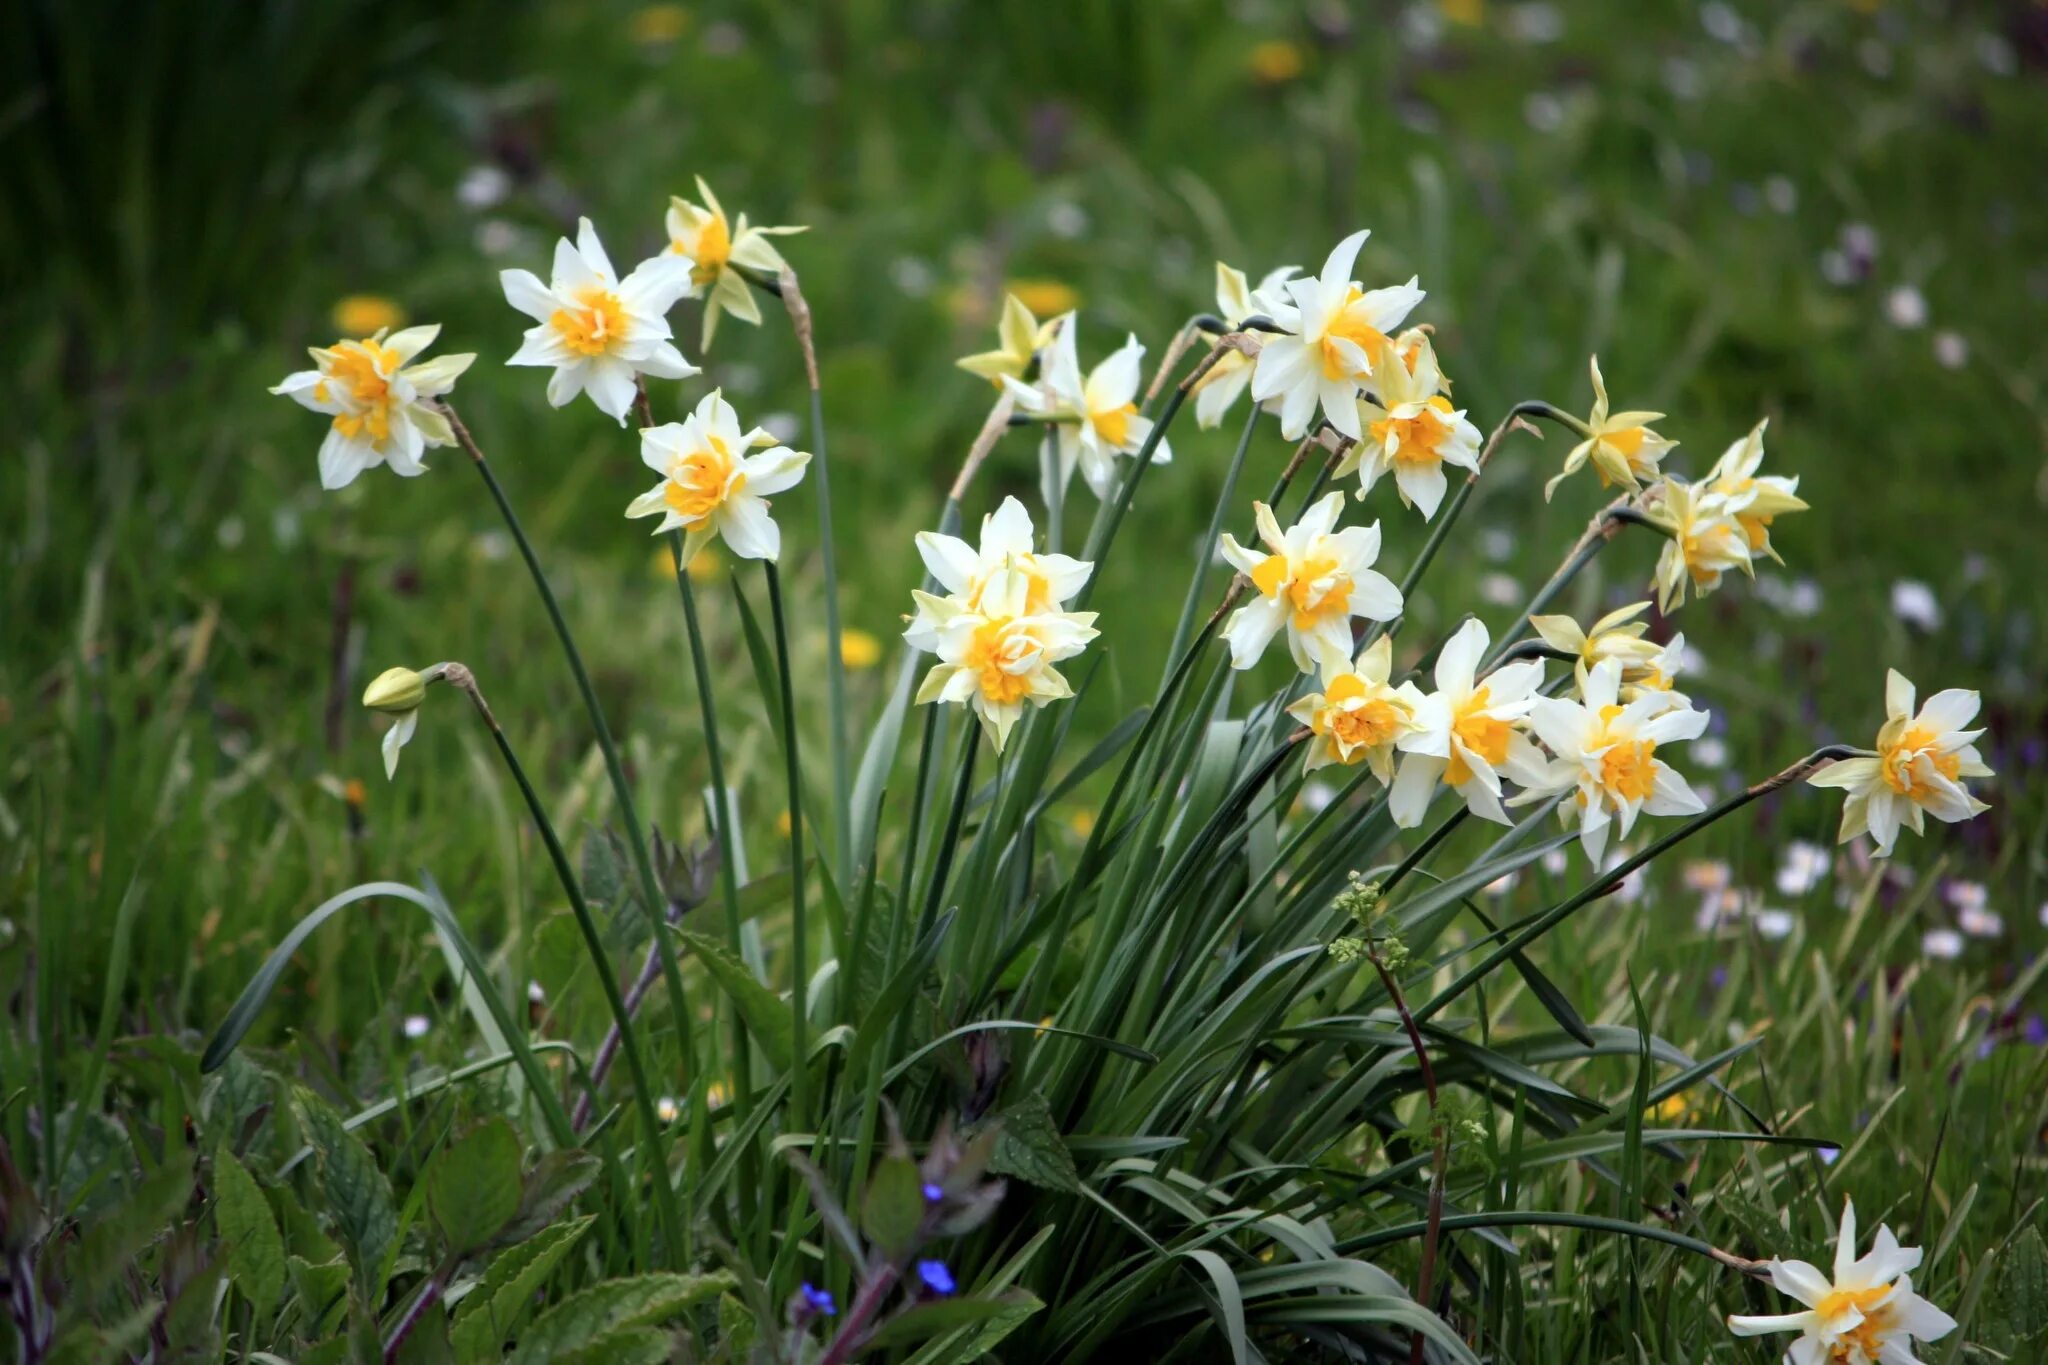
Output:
[
  {"xmin": 64, "ymin": 1145, "xmax": 194, "ymax": 1297},
  {"xmin": 555, "ymin": 1326, "xmax": 673, "ymax": 1365},
  {"xmin": 675, "ymin": 928, "xmax": 792, "ymax": 1070},
  {"xmin": 494, "ymin": 1150, "xmax": 601, "ymax": 1247},
  {"xmin": 291, "ymin": 1088, "xmax": 398, "ymax": 1288},
  {"xmin": 425, "ymin": 1119, "xmax": 522, "ymax": 1253},
  {"xmin": 506, "ymin": 1272, "xmax": 735, "ymax": 1365},
  {"xmin": 214, "ymin": 1149, "xmax": 286, "ymax": 1318},
  {"xmin": 451, "ymin": 1216, "xmax": 595, "ymax": 1364},
  {"xmin": 861, "ymin": 1156, "xmax": 926, "ymax": 1258},
  {"xmin": 290, "ymin": 1255, "xmax": 351, "ymax": 1334},
  {"xmin": 989, "ymin": 1094, "xmax": 1078, "ymax": 1193}
]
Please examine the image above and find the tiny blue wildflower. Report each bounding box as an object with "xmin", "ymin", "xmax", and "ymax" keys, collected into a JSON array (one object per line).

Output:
[
  {"xmin": 915, "ymin": 1259, "xmax": 956, "ymax": 1296},
  {"xmin": 922, "ymin": 1181, "xmax": 945, "ymax": 1203},
  {"xmin": 801, "ymin": 1282, "xmax": 837, "ymax": 1316}
]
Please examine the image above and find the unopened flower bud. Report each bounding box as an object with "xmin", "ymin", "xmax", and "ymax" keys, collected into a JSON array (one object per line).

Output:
[{"xmin": 363, "ymin": 666, "xmax": 427, "ymax": 714}]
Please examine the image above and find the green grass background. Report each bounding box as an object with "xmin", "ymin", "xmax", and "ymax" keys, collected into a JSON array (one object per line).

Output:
[{"xmin": 4, "ymin": 0, "xmax": 2047, "ymax": 1357}]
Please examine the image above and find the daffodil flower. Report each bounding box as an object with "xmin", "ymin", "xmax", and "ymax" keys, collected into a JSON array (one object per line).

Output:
[
  {"xmin": 1007, "ymin": 319, "xmax": 1170, "ymax": 500},
  {"xmin": 1523, "ymin": 658, "xmax": 1708, "ymax": 865},
  {"xmin": 363, "ymin": 666, "xmax": 433, "ymax": 781},
  {"xmin": 1807, "ymin": 670, "xmax": 1992, "ymax": 857},
  {"xmin": 502, "ymin": 218, "xmax": 698, "ymax": 423},
  {"xmin": 1643, "ymin": 478, "xmax": 1755, "ymax": 613},
  {"xmin": 1192, "ymin": 261, "xmax": 1298, "ymax": 429},
  {"xmin": 1727, "ymin": 1198, "xmax": 1956, "ymax": 1364},
  {"xmin": 1218, "ymin": 492, "xmax": 1403, "ymax": 673},
  {"xmin": 1544, "ymin": 356, "xmax": 1676, "ymax": 499},
  {"xmin": 1389, "ymin": 619, "xmax": 1549, "ymax": 827},
  {"xmin": 1286, "ymin": 636, "xmax": 1425, "ymax": 779},
  {"xmin": 1249, "ymin": 230, "xmax": 1425, "ymax": 442},
  {"xmin": 666, "ymin": 176, "xmax": 806, "ymax": 350},
  {"xmin": 625, "ymin": 390, "xmax": 811, "ymax": 566},
  {"xmin": 272, "ymin": 325, "xmax": 476, "ymax": 490},
  {"xmin": 1703, "ymin": 418, "xmax": 1807, "ymax": 561},
  {"xmin": 956, "ymin": 294, "xmax": 1063, "ymax": 387},
  {"xmin": 905, "ymin": 496, "xmax": 1090, "ymax": 652},
  {"xmin": 1529, "ymin": 600, "xmax": 1661, "ymax": 674},
  {"xmin": 911, "ymin": 566, "xmax": 1099, "ymax": 753},
  {"xmin": 1341, "ymin": 334, "xmax": 1482, "ymax": 518}
]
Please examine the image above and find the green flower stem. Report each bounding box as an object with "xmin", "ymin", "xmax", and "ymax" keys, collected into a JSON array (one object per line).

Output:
[
  {"xmin": 1395, "ymin": 400, "xmax": 1571, "ymax": 607},
  {"xmin": 441, "ymin": 663, "xmax": 686, "ymax": 1265},
  {"xmin": 764, "ymin": 562, "xmax": 812, "ymax": 1129},
  {"xmin": 1479, "ymin": 494, "xmax": 1637, "ymax": 672},
  {"xmin": 442, "ymin": 403, "xmax": 695, "ymax": 1254},
  {"xmin": 670, "ymin": 541, "xmax": 761, "ymax": 1206},
  {"xmin": 807, "ymin": 382, "xmax": 853, "ymax": 892},
  {"xmin": 1412, "ymin": 745, "xmax": 1863, "ymax": 1026}
]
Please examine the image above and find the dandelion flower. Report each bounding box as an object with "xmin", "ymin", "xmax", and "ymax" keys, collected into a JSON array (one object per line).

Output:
[
  {"xmin": 1524, "ymin": 658, "xmax": 1709, "ymax": 865},
  {"xmin": 1807, "ymin": 669, "xmax": 1992, "ymax": 857},
  {"xmin": 1727, "ymin": 1198, "xmax": 1956, "ymax": 1363},
  {"xmin": 625, "ymin": 390, "xmax": 811, "ymax": 566},
  {"xmin": 1702, "ymin": 418, "xmax": 1807, "ymax": 561},
  {"xmin": 905, "ymin": 496, "xmax": 1089, "ymax": 651},
  {"xmin": 271, "ymin": 325, "xmax": 476, "ymax": 490},
  {"xmin": 956, "ymin": 293, "xmax": 1061, "ymax": 387},
  {"xmin": 1250, "ymin": 230, "xmax": 1425, "ymax": 442},
  {"xmin": 1390, "ymin": 619, "xmax": 1549, "ymax": 827},
  {"xmin": 1193, "ymin": 261, "xmax": 1298, "ymax": 429},
  {"xmin": 666, "ymin": 177, "xmax": 806, "ymax": 350},
  {"xmin": 1217, "ymin": 491, "xmax": 1403, "ymax": 672},
  {"xmin": 1286, "ymin": 636, "xmax": 1425, "ymax": 779},
  {"xmin": 501, "ymin": 217, "xmax": 698, "ymax": 422},
  {"xmin": 1341, "ymin": 334, "xmax": 1482, "ymax": 518},
  {"xmin": 1545, "ymin": 356, "xmax": 1676, "ymax": 499},
  {"xmin": 1644, "ymin": 478, "xmax": 1754, "ymax": 613},
  {"xmin": 839, "ymin": 629, "xmax": 883, "ymax": 670},
  {"xmin": 1009, "ymin": 319, "xmax": 1170, "ymax": 500},
  {"xmin": 911, "ymin": 567, "xmax": 1098, "ymax": 753}
]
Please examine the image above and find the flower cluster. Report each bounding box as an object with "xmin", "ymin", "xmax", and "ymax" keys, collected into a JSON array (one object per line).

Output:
[{"xmin": 905, "ymin": 498, "xmax": 1099, "ymax": 753}]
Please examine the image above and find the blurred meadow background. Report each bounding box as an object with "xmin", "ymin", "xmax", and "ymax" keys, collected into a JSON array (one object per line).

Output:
[{"xmin": 5, "ymin": 0, "xmax": 2048, "ymax": 1358}]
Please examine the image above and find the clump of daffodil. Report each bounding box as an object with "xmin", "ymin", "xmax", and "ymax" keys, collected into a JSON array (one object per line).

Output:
[
  {"xmin": 1522, "ymin": 658, "xmax": 1708, "ymax": 864},
  {"xmin": 905, "ymin": 496, "xmax": 1090, "ymax": 652},
  {"xmin": 1286, "ymin": 636, "xmax": 1424, "ymax": 779},
  {"xmin": 1342, "ymin": 331, "xmax": 1482, "ymax": 519},
  {"xmin": 1727, "ymin": 1198, "xmax": 1955, "ymax": 1364},
  {"xmin": 1218, "ymin": 492, "xmax": 1403, "ymax": 673},
  {"xmin": 666, "ymin": 177, "xmax": 807, "ymax": 350},
  {"xmin": 1251, "ymin": 230, "xmax": 1425, "ymax": 441},
  {"xmin": 272, "ymin": 325, "xmax": 476, "ymax": 491},
  {"xmin": 1006, "ymin": 317, "xmax": 1169, "ymax": 500},
  {"xmin": 956, "ymin": 293, "xmax": 1063, "ymax": 388},
  {"xmin": 502, "ymin": 217, "xmax": 698, "ymax": 423},
  {"xmin": 910, "ymin": 564, "xmax": 1099, "ymax": 753},
  {"xmin": 1807, "ymin": 669, "xmax": 1992, "ymax": 857},
  {"xmin": 1390, "ymin": 620, "xmax": 1550, "ymax": 828},
  {"xmin": 1192, "ymin": 260, "xmax": 1297, "ymax": 429},
  {"xmin": 625, "ymin": 390, "xmax": 812, "ymax": 566},
  {"xmin": 363, "ymin": 664, "xmax": 446, "ymax": 780},
  {"xmin": 1544, "ymin": 356, "xmax": 1676, "ymax": 499},
  {"xmin": 1643, "ymin": 477, "xmax": 1755, "ymax": 612},
  {"xmin": 1702, "ymin": 418, "xmax": 1807, "ymax": 561}
]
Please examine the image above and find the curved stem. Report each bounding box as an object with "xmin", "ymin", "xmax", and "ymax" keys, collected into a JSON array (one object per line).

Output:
[
  {"xmin": 444, "ymin": 664, "xmax": 685, "ymax": 1263},
  {"xmin": 442, "ymin": 405, "xmax": 693, "ymax": 1260},
  {"xmin": 1413, "ymin": 745, "xmax": 1863, "ymax": 1025},
  {"xmin": 1480, "ymin": 495, "xmax": 1638, "ymax": 672}
]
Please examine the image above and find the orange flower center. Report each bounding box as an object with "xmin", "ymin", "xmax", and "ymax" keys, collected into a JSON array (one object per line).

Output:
[
  {"xmin": 322, "ymin": 339, "xmax": 399, "ymax": 446},
  {"xmin": 1251, "ymin": 552, "xmax": 1353, "ymax": 631},
  {"xmin": 678, "ymin": 213, "xmax": 732, "ymax": 285},
  {"xmin": 1369, "ymin": 396, "xmax": 1456, "ymax": 466},
  {"xmin": 550, "ymin": 285, "xmax": 629, "ymax": 357},
  {"xmin": 1444, "ymin": 687, "xmax": 1511, "ymax": 786},
  {"xmin": 662, "ymin": 437, "xmax": 742, "ymax": 526},
  {"xmin": 1880, "ymin": 725, "xmax": 1962, "ymax": 797},
  {"xmin": 964, "ymin": 620, "xmax": 1035, "ymax": 705},
  {"xmin": 1319, "ymin": 287, "xmax": 1389, "ymax": 380},
  {"xmin": 1092, "ymin": 401, "xmax": 1138, "ymax": 448}
]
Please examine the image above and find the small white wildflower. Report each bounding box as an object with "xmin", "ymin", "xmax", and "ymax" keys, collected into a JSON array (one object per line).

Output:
[
  {"xmin": 1884, "ymin": 284, "xmax": 1928, "ymax": 330},
  {"xmin": 1776, "ymin": 840, "xmax": 1832, "ymax": 896},
  {"xmin": 1932, "ymin": 330, "xmax": 1969, "ymax": 370},
  {"xmin": 1890, "ymin": 580, "xmax": 1942, "ymax": 631},
  {"xmin": 1921, "ymin": 928, "xmax": 1964, "ymax": 960},
  {"xmin": 402, "ymin": 1014, "xmax": 432, "ymax": 1040}
]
